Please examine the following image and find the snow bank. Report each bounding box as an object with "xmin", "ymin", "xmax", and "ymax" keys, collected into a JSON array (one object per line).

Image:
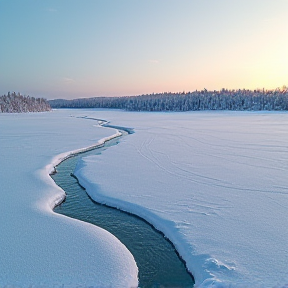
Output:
[
  {"xmin": 0, "ymin": 110, "xmax": 137, "ymax": 287},
  {"xmin": 44, "ymin": 129, "xmax": 122, "ymax": 210},
  {"xmin": 73, "ymin": 110, "xmax": 288, "ymax": 288}
]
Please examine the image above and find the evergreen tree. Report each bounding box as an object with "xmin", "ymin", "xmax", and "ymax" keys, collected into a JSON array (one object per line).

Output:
[{"xmin": 0, "ymin": 92, "xmax": 51, "ymax": 113}]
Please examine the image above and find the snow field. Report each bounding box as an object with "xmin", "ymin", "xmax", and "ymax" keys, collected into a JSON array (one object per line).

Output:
[
  {"xmin": 73, "ymin": 110, "xmax": 288, "ymax": 288},
  {"xmin": 0, "ymin": 110, "xmax": 138, "ymax": 288}
]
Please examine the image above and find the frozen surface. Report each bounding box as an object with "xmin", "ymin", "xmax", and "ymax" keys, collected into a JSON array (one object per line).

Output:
[
  {"xmin": 0, "ymin": 110, "xmax": 138, "ymax": 288},
  {"xmin": 74, "ymin": 110, "xmax": 288, "ymax": 288}
]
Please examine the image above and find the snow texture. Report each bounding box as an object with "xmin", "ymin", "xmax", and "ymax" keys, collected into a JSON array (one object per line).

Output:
[
  {"xmin": 74, "ymin": 110, "xmax": 288, "ymax": 288},
  {"xmin": 0, "ymin": 109, "xmax": 138, "ymax": 288}
]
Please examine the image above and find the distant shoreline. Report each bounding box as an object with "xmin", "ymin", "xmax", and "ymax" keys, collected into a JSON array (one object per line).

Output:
[{"xmin": 49, "ymin": 88, "xmax": 288, "ymax": 112}]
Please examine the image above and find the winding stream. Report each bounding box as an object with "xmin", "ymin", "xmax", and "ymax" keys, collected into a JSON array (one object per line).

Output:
[{"xmin": 52, "ymin": 126, "xmax": 194, "ymax": 288}]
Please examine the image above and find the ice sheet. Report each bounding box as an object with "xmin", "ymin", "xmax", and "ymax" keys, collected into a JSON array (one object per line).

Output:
[{"xmin": 74, "ymin": 110, "xmax": 288, "ymax": 288}]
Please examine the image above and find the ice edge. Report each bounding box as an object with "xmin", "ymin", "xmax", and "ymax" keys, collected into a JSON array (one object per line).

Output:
[{"xmin": 46, "ymin": 129, "xmax": 122, "ymax": 210}]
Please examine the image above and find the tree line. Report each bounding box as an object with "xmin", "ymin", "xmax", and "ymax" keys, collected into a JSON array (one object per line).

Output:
[
  {"xmin": 0, "ymin": 92, "xmax": 51, "ymax": 113},
  {"xmin": 49, "ymin": 88, "xmax": 288, "ymax": 112}
]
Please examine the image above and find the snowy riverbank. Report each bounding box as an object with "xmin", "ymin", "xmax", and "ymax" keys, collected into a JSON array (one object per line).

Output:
[
  {"xmin": 73, "ymin": 110, "xmax": 288, "ymax": 288},
  {"xmin": 2, "ymin": 108, "xmax": 288, "ymax": 287},
  {"xmin": 0, "ymin": 110, "xmax": 138, "ymax": 287}
]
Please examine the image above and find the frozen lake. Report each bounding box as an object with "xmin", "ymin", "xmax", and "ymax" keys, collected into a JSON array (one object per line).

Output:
[
  {"xmin": 0, "ymin": 109, "xmax": 287, "ymax": 288},
  {"xmin": 52, "ymin": 135, "xmax": 194, "ymax": 287},
  {"xmin": 74, "ymin": 110, "xmax": 288, "ymax": 288}
]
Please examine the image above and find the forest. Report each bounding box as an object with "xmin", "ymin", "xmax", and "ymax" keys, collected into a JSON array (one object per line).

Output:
[
  {"xmin": 0, "ymin": 92, "xmax": 51, "ymax": 113},
  {"xmin": 49, "ymin": 88, "xmax": 288, "ymax": 112}
]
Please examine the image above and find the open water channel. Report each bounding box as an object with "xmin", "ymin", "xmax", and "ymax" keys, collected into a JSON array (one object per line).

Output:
[{"xmin": 52, "ymin": 131, "xmax": 194, "ymax": 288}]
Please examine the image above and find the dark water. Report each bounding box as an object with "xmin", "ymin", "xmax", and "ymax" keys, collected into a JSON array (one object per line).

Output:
[{"xmin": 52, "ymin": 137, "xmax": 194, "ymax": 288}]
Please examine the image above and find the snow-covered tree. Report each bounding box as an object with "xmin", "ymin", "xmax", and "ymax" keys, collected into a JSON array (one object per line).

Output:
[
  {"xmin": 0, "ymin": 92, "xmax": 51, "ymax": 113},
  {"xmin": 49, "ymin": 88, "xmax": 288, "ymax": 112}
]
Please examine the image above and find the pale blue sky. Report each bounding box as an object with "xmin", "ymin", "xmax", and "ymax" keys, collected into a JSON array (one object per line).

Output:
[{"xmin": 1, "ymin": 0, "xmax": 288, "ymax": 99}]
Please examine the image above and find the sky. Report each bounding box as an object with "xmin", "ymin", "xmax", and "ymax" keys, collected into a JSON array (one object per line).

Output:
[{"xmin": 1, "ymin": 0, "xmax": 288, "ymax": 100}]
